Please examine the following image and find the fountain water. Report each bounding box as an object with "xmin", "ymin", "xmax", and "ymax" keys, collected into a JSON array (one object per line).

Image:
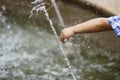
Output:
[
  {"xmin": 51, "ymin": 0, "xmax": 65, "ymax": 27},
  {"xmin": 30, "ymin": 0, "xmax": 77, "ymax": 80},
  {"xmin": 1, "ymin": 0, "xmax": 120, "ymax": 80}
]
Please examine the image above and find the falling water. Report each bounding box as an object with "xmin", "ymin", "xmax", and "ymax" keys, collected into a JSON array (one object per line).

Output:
[
  {"xmin": 30, "ymin": 0, "xmax": 76, "ymax": 80},
  {"xmin": 51, "ymin": 0, "xmax": 65, "ymax": 27}
]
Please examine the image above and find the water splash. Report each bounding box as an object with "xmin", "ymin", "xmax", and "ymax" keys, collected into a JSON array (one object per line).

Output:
[
  {"xmin": 0, "ymin": 6, "xmax": 7, "ymax": 27},
  {"xmin": 31, "ymin": 0, "xmax": 43, "ymax": 4},
  {"xmin": 30, "ymin": 1, "xmax": 77, "ymax": 80}
]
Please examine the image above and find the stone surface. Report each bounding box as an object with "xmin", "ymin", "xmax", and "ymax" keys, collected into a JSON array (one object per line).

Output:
[{"xmin": 83, "ymin": 0, "xmax": 120, "ymax": 15}]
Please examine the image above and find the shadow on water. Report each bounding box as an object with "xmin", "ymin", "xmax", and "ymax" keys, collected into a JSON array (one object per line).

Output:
[{"xmin": 0, "ymin": 0, "xmax": 120, "ymax": 80}]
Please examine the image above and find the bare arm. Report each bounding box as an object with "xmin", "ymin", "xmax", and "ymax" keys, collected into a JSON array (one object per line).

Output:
[{"xmin": 60, "ymin": 18, "xmax": 113, "ymax": 43}]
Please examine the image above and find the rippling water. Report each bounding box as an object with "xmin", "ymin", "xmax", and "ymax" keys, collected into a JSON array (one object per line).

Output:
[
  {"xmin": 0, "ymin": 0, "xmax": 120, "ymax": 80},
  {"xmin": 0, "ymin": 16, "xmax": 76, "ymax": 80}
]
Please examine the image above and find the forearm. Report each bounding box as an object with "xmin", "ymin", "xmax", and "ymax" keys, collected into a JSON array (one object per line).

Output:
[
  {"xmin": 70, "ymin": 18, "xmax": 113, "ymax": 34},
  {"xmin": 60, "ymin": 18, "xmax": 113, "ymax": 43}
]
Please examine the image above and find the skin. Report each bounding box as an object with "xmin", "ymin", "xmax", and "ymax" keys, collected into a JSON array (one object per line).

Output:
[{"xmin": 60, "ymin": 18, "xmax": 113, "ymax": 43}]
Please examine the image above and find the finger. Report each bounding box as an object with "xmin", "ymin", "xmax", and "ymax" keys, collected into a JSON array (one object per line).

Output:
[
  {"xmin": 60, "ymin": 33, "xmax": 64, "ymax": 43},
  {"xmin": 60, "ymin": 33, "xmax": 65, "ymax": 44}
]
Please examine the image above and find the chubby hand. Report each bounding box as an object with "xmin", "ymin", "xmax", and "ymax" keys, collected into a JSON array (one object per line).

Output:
[{"xmin": 60, "ymin": 28, "xmax": 74, "ymax": 44}]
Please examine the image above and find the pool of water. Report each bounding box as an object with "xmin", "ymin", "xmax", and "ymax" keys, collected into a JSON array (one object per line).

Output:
[{"xmin": 0, "ymin": 0, "xmax": 120, "ymax": 80}]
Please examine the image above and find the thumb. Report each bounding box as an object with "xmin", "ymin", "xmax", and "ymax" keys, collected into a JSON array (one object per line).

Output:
[{"xmin": 60, "ymin": 33, "xmax": 65, "ymax": 44}]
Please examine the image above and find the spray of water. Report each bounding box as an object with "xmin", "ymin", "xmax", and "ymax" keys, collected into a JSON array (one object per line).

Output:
[{"xmin": 30, "ymin": 0, "xmax": 77, "ymax": 80}]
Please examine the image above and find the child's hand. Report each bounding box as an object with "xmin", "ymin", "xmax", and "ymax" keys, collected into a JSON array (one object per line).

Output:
[{"xmin": 60, "ymin": 28, "xmax": 74, "ymax": 44}]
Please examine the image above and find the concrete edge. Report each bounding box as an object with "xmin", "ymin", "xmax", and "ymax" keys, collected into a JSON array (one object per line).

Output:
[
  {"xmin": 61, "ymin": 0, "xmax": 115, "ymax": 16},
  {"xmin": 82, "ymin": 0, "xmax": 116, "ymax": 16},
  {"xmin": 77, "ymin": 0, "xmax": 115, "ymax": 16}
]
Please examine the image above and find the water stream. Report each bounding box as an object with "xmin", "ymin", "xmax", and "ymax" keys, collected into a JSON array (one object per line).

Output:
[
  {"xmin": 30, "ymin": 0, "xmax": 76, "ymax": 80},
  {"xmin": 51, "ymin": 0, "xmax": 65, "ymax": 27}
]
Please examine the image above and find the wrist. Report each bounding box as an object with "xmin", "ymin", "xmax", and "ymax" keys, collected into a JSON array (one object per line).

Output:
[
  {"xmin": 70, "ymin": 26, "xmax": 81, "ymax": 34},
  {"xmin": 67, "ymin": 27, "xmax": 75, "ymax": 36}
]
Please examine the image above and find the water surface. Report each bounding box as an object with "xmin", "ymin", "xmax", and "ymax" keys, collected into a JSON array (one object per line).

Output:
[{"xmin": 0, "ymin": 0, "xmax": 120, "ymax": 80}]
